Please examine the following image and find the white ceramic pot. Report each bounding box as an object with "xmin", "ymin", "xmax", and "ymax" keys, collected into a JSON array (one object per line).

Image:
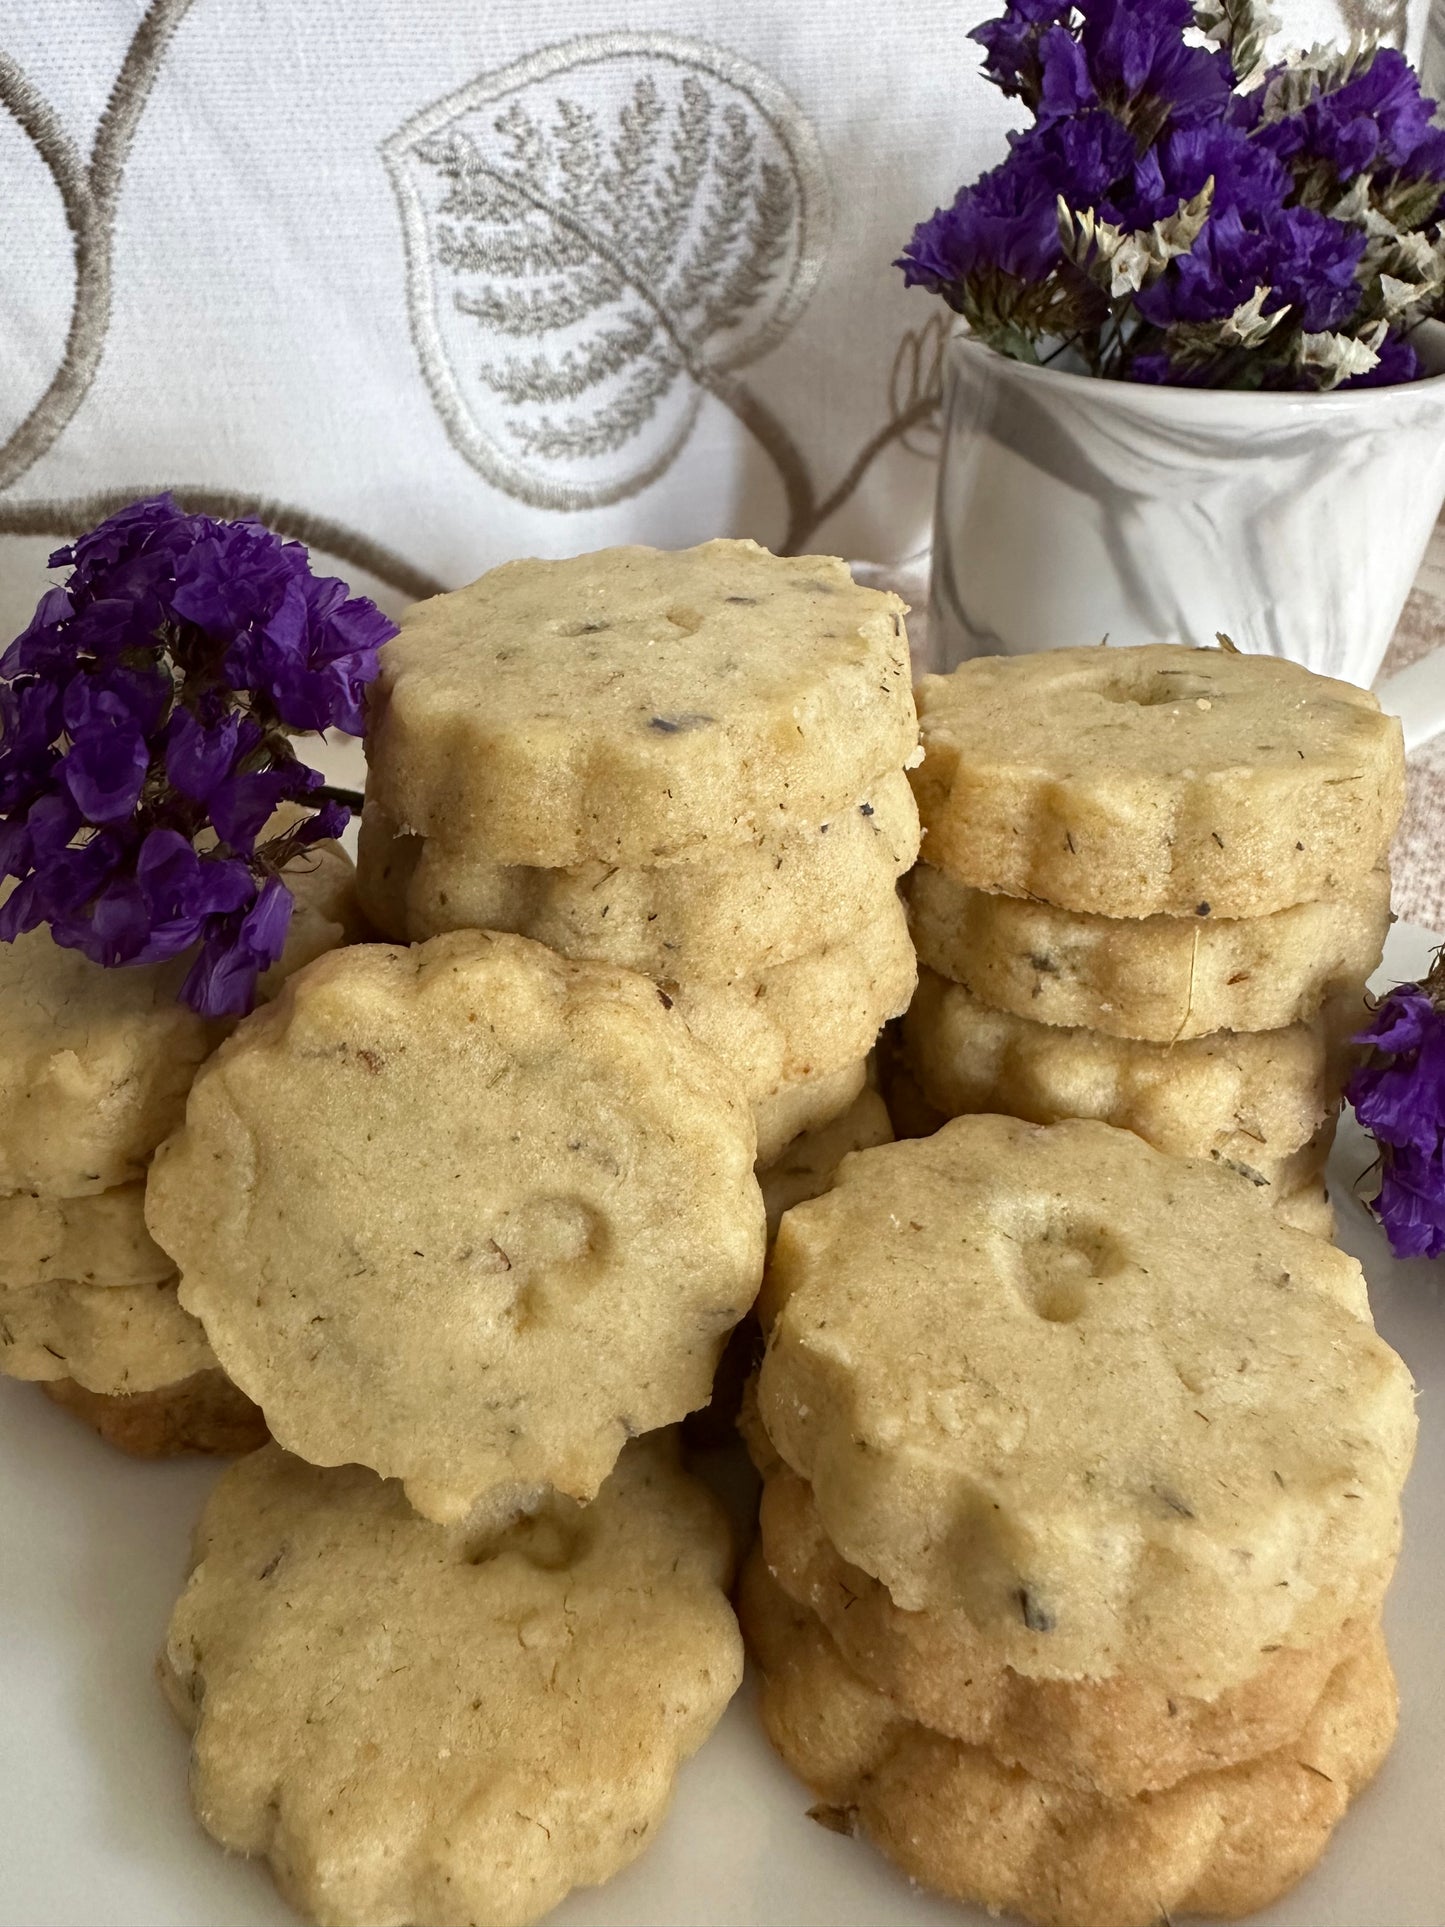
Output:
[{"xmin": 927, "ymin": 323, "xmax": 1445, "ymax": 748}]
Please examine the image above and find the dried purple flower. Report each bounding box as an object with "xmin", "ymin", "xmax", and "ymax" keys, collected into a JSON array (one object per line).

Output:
[
  {"xmin": 1347, "ymin": 960, "xmax": 1445, "ymax": 1258},
  {"xmin": 902, "ymin": 0, "xmax": 1445, "ymax": 388},
  {"xmin": 0, "ymin": 496, "xmax": 395, "ymax": 1017}
]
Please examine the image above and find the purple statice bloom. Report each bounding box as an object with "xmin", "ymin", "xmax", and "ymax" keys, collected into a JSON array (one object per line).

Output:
[
  {"xmin": 1348, "ymin": 983, "xmax": 1445, "ymax": 1258},
  {"xmin": 181, "ymin": 873, "xmax": 294, "ymax": 1016},
  {"xmin": 1252, "ymin": 48, "xmax": 1445, "ymax": 190},
  {"xmin": 1343, "ymin": 332, "xmax": 1422, "ymax": 387},
  {"xmin": 1078, "ymin": 0, "xmax": 1232, "ymax": 126},
  {"xmin": 1135, "ymin": 202, "xmax": 1366, "ymax": 333},
  {"xmin": 0, "ymin": 495, "xmax": 396, "ymax": 1016},
  {"xmin": 899, "ymin": 109, "xmax": 1136, "ymax": 294},
  {"xmin": 970, "ymin": 0, "xmax": 1075, "ymax": 103}
]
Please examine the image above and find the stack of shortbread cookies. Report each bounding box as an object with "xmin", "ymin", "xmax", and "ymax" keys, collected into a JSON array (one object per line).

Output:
[
  {"xmin": 355, "ymin": 541, "xmax": 921, "ymax": 1169},
  {"xmin": 744, "ymin": 1115, "xmax": 1417, "ymax": 1927},
  {"xmin": 0, "ymin": 841, "xmax": 357, "ymax": 1455},
  {"xmin": 896, "ymin": 645, "xmax": 1404, "ymax": 1237}
]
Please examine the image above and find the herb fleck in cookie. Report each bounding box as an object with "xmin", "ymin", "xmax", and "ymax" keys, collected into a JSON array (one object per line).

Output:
[
  {"xmin": 740, "ymin": 1552, "xmax": 1397, "ymax": 1927},
  {"xmin": 0, "ymin": 840, "xmax": 358, "ymax": 1197},
  {"xmin": 757, "ymin": 1459, "xmax": 1377, "ymax": 1798},
  {"xmin": 358, "ymin": 769, "xmax": 920, "ymax": 981},
  {"xmin": 757, "ymin": 1117, "xmax": 1415, "ymax": 1694},
  {"xmin": 147, "ymin": 932, "xmax": 765, "ymax": 1524},
  {"xmin": 0, "ymin": 1184, "xmax": 172, "ymax": 1288},
  {"xmin": 912, "ymin": 645, "xmax": 1404, "ymax": 918},
  {"xmin": 903, "ymin": 967, "xmax": 1346, "ymax": 1184},
  {"xmin": 365, "ymin": 541, "xmax": 916, "ymax": 867},
  {"xmin": 908, "ymin": 861, "xmax": 1393, "ymax": 1043},
  {"xmin": 162, "ymin": 1437, "xmax": 741, "ymax": 1927},
  {"xmin": 0, "ymin": 1276, "xmax": 214, "ymax": 1394}
]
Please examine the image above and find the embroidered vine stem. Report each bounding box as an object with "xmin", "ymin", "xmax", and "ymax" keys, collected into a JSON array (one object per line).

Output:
[
  {"xmin": 462, "ymin": 154, "xmax": 938, "ymax": 553},
  {"xmin": 0, "ymin": 0, "xmax": 197, "ymax": 493}
]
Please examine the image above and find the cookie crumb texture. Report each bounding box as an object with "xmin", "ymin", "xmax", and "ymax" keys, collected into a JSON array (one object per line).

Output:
[
  {"xmin": 0, "ymin": 839, "xmax": 358, "ymax": 1197},
  {"xmin": 741, "ymin": 1553, "xmax": 1397, "ymax": 1927},
  {"xmin": 146, "ymin": 932, "xmax": 765, "ymax": 1524},
  {"xmin": 912, "ymin": 645, "xmax": 1404, "ymax": 919},
  {"xmin": 41, "ymin": 1369, "xmax": 266, "ymax": 1458},
  {"xmin": 365, "ymin": 541, "xmax": 916, "ymax": 867},
  {"xmin": 358, "ymin": 770, "xmax": 920, "ymax": 983},
  {"xmin": 908, "ymin": 861, "xmax": 1393, "ymax": 1044},
  {"xmin": 161, "ymin": 1438, "xmax": 742, "ymax": 1927},
  {"xmin": 758, "ymin": 1117, "xmax": 1415, "ymax": 1695},
  {"xmin": 0, "ymin": 1276, "xmax": 213, "ymax": 1394}
]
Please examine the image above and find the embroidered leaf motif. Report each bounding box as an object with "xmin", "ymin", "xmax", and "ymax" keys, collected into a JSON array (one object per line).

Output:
[{"xmin": 385, "ymin": 36, "xmax": 830, "ymax": 510}]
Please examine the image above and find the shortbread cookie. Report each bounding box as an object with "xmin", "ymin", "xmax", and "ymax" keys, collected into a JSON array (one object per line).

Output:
[
  {"xmin": 669, "ymin": 898, "xmax": 915, "ymax": 1112},
  {"xmin": 366, "ymin": 542, "xmax": 917, "ymax": 867},
  {"xmin": 0, "ymin": 840, "xmax": 358, "ymax": 1197},
  {"xmin": 759, "ymin": 1460, "xmax": 1373, "ymax": 1797},
  {"xmin": 162, "ymin": 1437, "xmax": 742, "ymax": 1927},
  {"xmin": 41, "ymin": 1369, "xmax": 267, "ymax": 1457},
  {"xmin": 741, "ymin": 1553, "xmax": 1397, "ymax": 1927},
  {"xmin": 358, "ymin": 771, "xmax": 921, "ymax": 980},
  {"xmin": 0, "ymin": 1276, "xmax": 214, "ymax": 1393},
  {"xmin": 0, "ymin": 1184, "xmax": 172, "ymax": 1288},
  {"xmin": 903, "ymin": 968, "xmax": 1345, "ymax": 1179},
  {"xmin": 913, "ymin": 645, "xmax": 1404, "ymax": 918},
  {"xmin": 1275, "ymin": 1177, "xmax": 1336, "ymax": 1241},
  {"xmin": 757, "ymin": 1117, "xmax": 1415, "ymax": 1694},
  {"xmin": 759, "ymin": 1091, "xmax": 894, "ymax": 1240},
  {"xmin": 908, "ymin": 862, "xmax": 1393, "ymax": 1042},
  {"xmin": 752, "ymin": 1060, "xmax": 870, "ymax": 1168},
  {"xmin": 147, "ymin": 932, "xmax": 765, "ymax": 1525}
]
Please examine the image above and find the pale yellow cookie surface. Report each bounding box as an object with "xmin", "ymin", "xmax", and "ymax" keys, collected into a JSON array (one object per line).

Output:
[
  {"xmin": 0, "ymin": 840, "xmax": 357, "ymax": 1197},
  {"xmin": 757, "ymin": 1118, "xmax": 1415, "ymax": 1693},
  {"xmin": 908, "ymin": 861, "xmax": 1392, "ymax": 1042},
  {"xmin": 0, "ymin": 1183, "xmax": 172, "ymax": 1288},
  {"xmin": 667, "ymin": 897, "xmax": 915, "ymax": 1112},
  {"xmin": 357, "ymin": 770, "xmax": 920, "ymax": 981},
  {"xmin": 912, "ymin": 645, "xmax": 1404, "ymax": 918},
  {"xmin": 162, "ymin": 1437, "xmax": 742, "ymax": 1927},
  {"xmin": 751, "ymin": 1059, "xmax": 870, "ymax": 1167},
  {"xmin": 741, "ymin": 1553, "xmax": 1397, "ymax": 1927},
  {"xmin": 758, "ymin": 1459, "xmax": 1376, "ymax": 1797},
  {"xmin": 365, "ymin": 542, "xmax": 917, "ymax": 867},
  {"xmin": 0, "ymin": 1275, "xmax": 213, "ymax": 1394},
  {"xmin": 759, "ymin": 1089, "xmax": 893, "ymax": 1242},
  {"xmin": 147, "ymin": 932, "xmax": 765, "ymax": 1524},
  {"xmin": 903, "ymin": 967, "xmax": 1345, "ymax": 1181}
]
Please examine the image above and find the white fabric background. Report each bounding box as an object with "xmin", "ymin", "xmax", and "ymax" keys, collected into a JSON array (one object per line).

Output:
[{"xmin": 0, "ymin": 0, "xmax": 1433, "ymax": 638}]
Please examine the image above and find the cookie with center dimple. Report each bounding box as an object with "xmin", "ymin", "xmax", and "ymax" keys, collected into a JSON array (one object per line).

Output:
[
  {"xmin": 912, "ymin": 645, "xmax": 1404, "ymax": 918},
  {"xmin": 908, "ymin": 861, "xmax": 1393, "ymax": 1043},
  {"xmin": 357, "ymin": 770, "xmax": 921, "ymax": 981},
  {"xmin": 0, "ymin": 1275, "xmax": 214, "ymax": 1394},
  {"xmin": 0, "ymin": 839, "xmax": 359, "ymax": 1197},
  {"xmin": 162, "ymin": 1437, "xmax": 742, "ymax": 1927},
  {"xmin": 365, "ymin": 541, "xmax": 917, "ymax": 868},
  {"xmin": 903, "ymin": 967, "xmax": 1346, "ymax": 1181},
  {"xmin": 0, "ymin": 1184, "xmax": 173, "ymax": 1288},
  {"xmin": 757, "ymin": 1117, "xmax": 1415, "ymax": 1695},
  {"xmin": 146, "ymin": 932, "xmax": 765, "ymax": 1525},
  {"xmin": 740, "ymin": 1552, "xmax": 1397, "ymax": 1927},
  {"xmin": 757, "ymin": 1459, "xmax": 1378, "ymax": 1797}
]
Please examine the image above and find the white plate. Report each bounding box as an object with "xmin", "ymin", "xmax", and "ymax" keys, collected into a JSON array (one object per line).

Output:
[{"xmin": 2, "ymin": 921, "xmax": 1442, "ymax": 1927}]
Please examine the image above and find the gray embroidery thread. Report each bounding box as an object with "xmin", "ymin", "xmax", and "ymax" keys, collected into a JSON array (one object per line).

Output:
[
  {"xmin": 0, "ymin": 0, "xmax": 440, "ymax": 602},
  {"xmin": 385, "ymin": 33, "xmax": 832, "ymax": 523},
  {"xmin": 387, "ymin": 32, "xmax": 942, "ymax": 551}
]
